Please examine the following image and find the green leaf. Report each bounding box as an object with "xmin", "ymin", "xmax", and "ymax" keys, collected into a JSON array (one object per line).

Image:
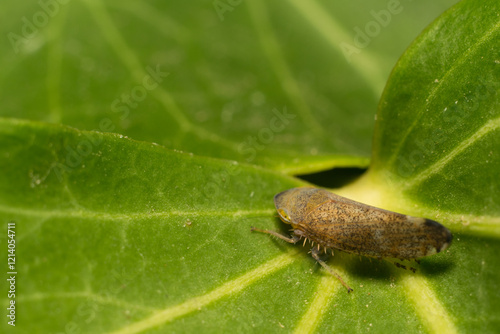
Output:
[
  {"xmin": 1, "ymin": 0, "xmax": 457, "ymax": 174},
  {"xmin": 337, "ymin": 0, "xmax": 500, "ymax": 331},
  {"xmin": 3, "ymin": 0, "xmax": 500, "ymax": 333},
  {"xmin": 348, "ymin": 0, "xmax": 500, "ymax": 238},
  {"xmin": 0, "ymin": 117, "xmax": 303, "ymax": 333}
]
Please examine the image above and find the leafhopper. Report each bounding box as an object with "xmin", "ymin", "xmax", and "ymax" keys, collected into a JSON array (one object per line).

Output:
[{"xmin": 251, "ymin": 187, "xmax": 452, "ymax": 292}]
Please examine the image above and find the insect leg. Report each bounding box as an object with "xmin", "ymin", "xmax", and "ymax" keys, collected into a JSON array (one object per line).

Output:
[
  {"xmin": 251, "ymin": 227, "xmax": 300, "ymax": 244},
  {"xmin": 311, "ymin": 247, "xmax": 353, "ymax": 293},
  {"xmin": 390, "ymin": 260, "xmax": 417, "ymax": 273}
]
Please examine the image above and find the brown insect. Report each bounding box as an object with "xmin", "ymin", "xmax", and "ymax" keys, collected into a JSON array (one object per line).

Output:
[{"xmin": 251, "ymin": 187, "xmax": 452, "ymax": 292}]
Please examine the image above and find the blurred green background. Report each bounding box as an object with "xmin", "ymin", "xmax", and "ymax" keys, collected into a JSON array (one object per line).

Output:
[{"xmin": 1, "ymin": 0, "xmax": 459, "ymax": 174}]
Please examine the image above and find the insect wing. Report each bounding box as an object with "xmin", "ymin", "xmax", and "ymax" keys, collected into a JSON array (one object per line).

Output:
[
  {"xmin": 297, "ymin": 189, "xmax": 452, "ymax": 259},
  {"xmin": 265, "ymin": 187, "xmax": 453, "ymax": 292}
]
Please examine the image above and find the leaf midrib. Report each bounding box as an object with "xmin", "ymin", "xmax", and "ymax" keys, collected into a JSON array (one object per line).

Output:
[{"xmin": 0, "ymin": 204, "xmax": 274, "ymax": 221}]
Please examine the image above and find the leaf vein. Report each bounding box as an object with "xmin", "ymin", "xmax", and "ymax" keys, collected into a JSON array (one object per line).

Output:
[
  {"xmin": 293, "ymin": 275, "xmax": 340, "ymax": 334},
  {"xmin": 285, "ymin": 0, "xmax": 384, "ymax": 95},
  {"xmin": 108, "ymin": 252, "xmax": 298, "ymax": 334},
  {"xmin": 401, "ymin": 274, "xmax": 457, "ymax": 334},
  {"xmin": 82, "ymin": 0, "xmax": 242, "ymax": 153},
  {"xmin": 387, "ymin": 19, "xmax": 500, "ymax": 168},
  {"xmin": 247, "ymin": 0, "xmax": 328, "ymax": 137},
  {"xmin": 0, "ymin": 204, "xmax": 274, "ymax": 221},
  {"xmin": 404, "ymin": 116, "xmax": 500, "ymax": 188}
]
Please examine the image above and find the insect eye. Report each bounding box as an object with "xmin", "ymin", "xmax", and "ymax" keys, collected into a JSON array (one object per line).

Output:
[{"xmin": 278, "ymin": 209, "xmax": 291, "ymax": 223}]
